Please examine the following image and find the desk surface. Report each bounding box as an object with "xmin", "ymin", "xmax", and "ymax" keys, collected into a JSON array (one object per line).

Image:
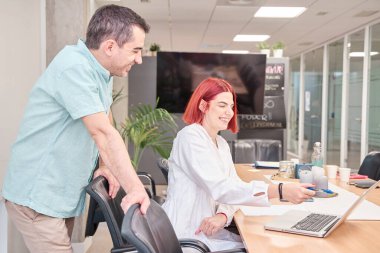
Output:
[{"xmin": 234, "ymin": 164, "xmax": 380, "ymax": 253}]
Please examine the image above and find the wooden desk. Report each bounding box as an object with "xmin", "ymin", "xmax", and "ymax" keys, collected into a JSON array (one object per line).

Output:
[{"xmin": 234, "ymin": 164, "xmax": 380, "ymax": 253}]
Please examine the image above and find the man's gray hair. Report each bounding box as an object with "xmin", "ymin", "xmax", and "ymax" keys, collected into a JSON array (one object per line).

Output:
[{"xmin": 86, "ymin": 4, "xmax": 150, "ymax": 49}]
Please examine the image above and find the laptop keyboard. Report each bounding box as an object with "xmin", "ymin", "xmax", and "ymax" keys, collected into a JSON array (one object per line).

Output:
[{"xmin": 291, "ymin": 213, "xmax": 338, "ymax": 232}]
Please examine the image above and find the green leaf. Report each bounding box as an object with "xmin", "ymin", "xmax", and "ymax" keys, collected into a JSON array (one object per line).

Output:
[{"xmin": 120, "ymin": 101, "xmax": 177, "ymax": 170}]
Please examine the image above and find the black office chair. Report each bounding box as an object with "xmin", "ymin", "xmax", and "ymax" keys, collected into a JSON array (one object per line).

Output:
[
  {"xmin": 85, "ymin": 170, "xmax": 165, "ymax": 238},
  {"xmin": 232, "ymin": 139, "xmax": 282, "ymax": 163},
  {"xmin": 156, "ymin": 157, "xmax": 169, "ymax": 183},
  {"xmin": 121, "ymin": 200, "xmax": 246, "ymax": 253},
  {"xmin": 85, "ymin": 176, "xmax": 135, "ymax": 253},
  {"xmin": 358, "ymin": 151, "xmax": 380, "ymax": 180}
]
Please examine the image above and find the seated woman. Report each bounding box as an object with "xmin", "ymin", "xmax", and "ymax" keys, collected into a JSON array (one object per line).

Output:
[{"xmin": 162, "ymin": 77, "xmax": 315, "ymax": 251}]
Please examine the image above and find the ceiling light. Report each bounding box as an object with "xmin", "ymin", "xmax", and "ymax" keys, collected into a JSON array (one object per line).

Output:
[
  {"xmin": 233, "ymin": 34, "xmax": 270, "ymax": 42},
  {"xmin": 349, "ymin": 52, "xmax": 379, "ymax": 57},
  {"xmin": 222, "ymin": 50, "xmax": 249, "ymax": 54},
  {"xmin": 254, "ymin": 7, "xmax": 306, "ymax": 18},
  {"xmin": 228, "ymin": 0, "xmax": 254, "ymax": 5}
]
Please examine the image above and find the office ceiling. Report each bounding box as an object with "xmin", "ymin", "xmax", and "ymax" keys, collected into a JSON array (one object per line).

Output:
[{"xmin": 95, "ymin": 0, "xmax": 380, "ymax": 58}]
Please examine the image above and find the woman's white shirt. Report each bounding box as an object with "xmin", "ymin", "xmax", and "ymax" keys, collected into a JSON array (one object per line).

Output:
[{"xmin": 162, "ymin": 124, "xmax": 270, "ymax": 250}]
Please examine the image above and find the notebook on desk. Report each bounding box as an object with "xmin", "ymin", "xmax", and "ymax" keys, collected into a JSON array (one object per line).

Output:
[
  {"xmin": 254, "ymin": 161, "xmax": 279, "ymax": 169},
  {"xmin": 264, "ymin": 180, "xmax": 380, "ymax": 238}
]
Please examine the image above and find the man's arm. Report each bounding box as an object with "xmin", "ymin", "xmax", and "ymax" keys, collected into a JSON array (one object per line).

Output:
[
  {"xmin": 82, "ymin": 112, "xmax": 150, "ymax": 213},
  {"xmin": 94, "ymin": 111, "xmax": 120, "ymax": 198}
]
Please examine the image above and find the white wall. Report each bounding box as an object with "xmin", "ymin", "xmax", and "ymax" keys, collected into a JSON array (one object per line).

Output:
[
  {"xmin": 0, "ymin": 1, "xmax": 44, "ymax": 252},
  {"xmin": 0, "ymin": 0, "xmax": 43, "ymax": 191}
]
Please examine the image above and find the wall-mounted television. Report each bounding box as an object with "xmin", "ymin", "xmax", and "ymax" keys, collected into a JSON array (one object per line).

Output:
[{"xmin": 156, "ymin": 52, "xmax": 267, "ymax": 114}]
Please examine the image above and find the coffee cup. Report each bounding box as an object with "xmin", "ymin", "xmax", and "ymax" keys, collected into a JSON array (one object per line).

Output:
[
  {"xmin": 339, "ymin": 167, "xmax": 351, "ymax": 182},
  {"xmin": 326, "ymin": 165, "xmax": 339, "ymax": 179}
]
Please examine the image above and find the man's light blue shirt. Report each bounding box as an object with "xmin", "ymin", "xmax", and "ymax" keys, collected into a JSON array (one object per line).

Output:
[{"xmin": 2, "ymin": 40, "xmax": 113, "ymax": 218}]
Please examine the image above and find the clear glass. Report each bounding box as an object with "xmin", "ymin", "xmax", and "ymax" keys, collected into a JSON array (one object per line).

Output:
[
  {"xmin": 368, "ymin": 23, "xmax": 380, "ymax": 152},
  {"xmin": 303, "ymin": 47, "xmax": 324, "ymax": 163},
  {"xmin": 311, "ymin": 142, "xmax": 323, "ymax": 167},
  {"xmin": 347, "ymin": 29, "xmax": 364, "ymax": 169},
  {"xmin": 288, "ymin": 58, "xmax": 301, "ymax": 156},
  {"xmin": 326, "ymin": 39, "xmax": 343, "ymax": 165}
]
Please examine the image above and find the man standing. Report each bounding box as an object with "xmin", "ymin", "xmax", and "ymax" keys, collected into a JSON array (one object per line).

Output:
[{"xmin": 2, "ymin": 5, "xmax": 150, "ymax": 253}]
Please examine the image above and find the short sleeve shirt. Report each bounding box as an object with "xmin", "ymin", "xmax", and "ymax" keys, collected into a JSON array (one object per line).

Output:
[{"xmin": 2, "ymin": 40, "xmax": 113, "ymax": 218}]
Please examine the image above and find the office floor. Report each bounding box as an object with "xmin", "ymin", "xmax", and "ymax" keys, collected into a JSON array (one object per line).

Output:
[{"xmin": 86, "ymin": 185, "xmax": 167, "ymax": 253}]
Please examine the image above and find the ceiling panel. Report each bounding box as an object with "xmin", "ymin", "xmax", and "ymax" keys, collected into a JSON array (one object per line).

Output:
[{"xmin": 94, "ymin": 0, "xmax": 380, "ymax": 57}]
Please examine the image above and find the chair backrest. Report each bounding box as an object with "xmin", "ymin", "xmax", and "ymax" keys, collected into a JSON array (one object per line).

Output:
[
  {"xmin": 359, "ymin": 151, "xmax": 380, "ymax": 180},
  {"xmin": 85, "ymin": 176, "xmax": 128, "ymax": 248},
  {"xmin": 254, "ymin": 139, "xmax": 282, "ymax": 161},
  {"xmin": 233, "ymin": 139, "xmax": 282, "ymax": 163},
  {"xmin": 157, "ymin": 158, "xmax": 169, "ymax": 183},
  {"xmin": 121, "ymin": 201, "xmax": 183, "ymax": 253}
]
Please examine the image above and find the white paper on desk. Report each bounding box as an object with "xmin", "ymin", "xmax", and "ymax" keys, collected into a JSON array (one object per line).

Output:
[
  {"xmin": 302, "ymin": 183, "xmax": 380, "ymax": 220},
  {"xmin": 254, "ymin": 177, "xmax": 380, "ymax": 220},
  {"xmin": 240, "ymin": 205, "xmax": 307, "ymax": 216}
]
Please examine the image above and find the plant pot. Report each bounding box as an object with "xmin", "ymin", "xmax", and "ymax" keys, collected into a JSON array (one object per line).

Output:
[
  {"xmin": 273, "ymin": 49, "xmax": 283, "ymax": 58},
  {"xmin": 260, "ymin": 49, "xmax": 271, "ymax": 57},
  {"xmin": 149, "ymin": 51, "xmax": 157, "ymax": 57}
]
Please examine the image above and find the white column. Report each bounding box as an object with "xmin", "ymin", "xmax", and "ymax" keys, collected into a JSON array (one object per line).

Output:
[
  {"xmin": 321, "ymin": 44, "xmax": 329, "ymax": 163},
  {"xmin": 298, "ymin": 54, "xmax": 305, "ymax": 161},
  {"xmin": 360, "ymin": 25, "xmax": 371, "ymax": 162},
  {"xmin": 340, "ymin": 35, "xmax": 350, "ymax": 167}
]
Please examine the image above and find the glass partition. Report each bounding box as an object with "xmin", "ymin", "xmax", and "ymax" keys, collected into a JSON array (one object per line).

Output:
[
  {"xmin": 347, "ymin": 29, "xmax": 364, "ymax": 169},
  {"xmin": 326, "ymin": 40, "xmax": 344, "ymax": 165},
  {"xmin": 303, "ymin": 47, "xmax": 324, "ymax": 162},
  {"xmin": 368, "ymin": 23, "xmax": 380, "ymax": 152},
  {"xmin": 288, "ymin": 57, "xmax": 301, "ymax": 156}
]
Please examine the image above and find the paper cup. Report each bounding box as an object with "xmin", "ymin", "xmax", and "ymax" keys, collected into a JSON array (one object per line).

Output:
[
  {"xmin": 339, "ymin": 167, "xmax": 351, "ymax": 182},
  {"xmin": 326, "ymin": 165, "xmax": 338, "ymax": 179}
]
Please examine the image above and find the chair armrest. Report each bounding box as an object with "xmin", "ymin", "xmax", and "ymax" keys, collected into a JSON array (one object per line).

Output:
[
  {"xmin": 137, "ymin": 172, "xmax": 157, "ymax": 196},
  {"xmin": 179, "ymin": 238, "xmax": 210, "ymax": 252},
  {"xmin": 210, "ymin": 248, "xmax": 246, "ymax": 253},
  {"xmin": 110, "ymin": 245, "xmax": 137, "ymax": 253}
]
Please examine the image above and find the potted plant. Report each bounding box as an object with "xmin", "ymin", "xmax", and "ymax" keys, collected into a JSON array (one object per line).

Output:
[
  {"xmin": 272, "ymin": 41, "xmax": 285, "ymax": 58},
  {"xmin": 120, "ymin": 100, "xmax": 177, "ymax": 169},
  {"xmin": 257, "ymin": 42, "xmax": 271, "ymax": 57},
  {"xmin": 149, "ymin": 43, "xmax": 161, "ymax": 56}
]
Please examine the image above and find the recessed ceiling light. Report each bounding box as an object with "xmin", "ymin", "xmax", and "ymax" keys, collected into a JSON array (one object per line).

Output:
[
  {"xmin": 222, "ymin": 50, "xmax": 249, "ymax": 54},
  {"xmin": 254, "ymin": 7, "xmax": 306, "ymax": 18},
  {"xmin": 228, "ymin": 0, "xmax": 253, "ymax": 5},
  {"xmin": 233, "ymin": 34, "xmax": 270, "ymax": 42},
  {"xmin": 349, "ymin": 52, "xmax": 379, "ymax": 57}
]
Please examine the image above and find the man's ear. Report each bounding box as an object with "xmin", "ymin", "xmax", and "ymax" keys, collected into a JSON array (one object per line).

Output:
[
  {"xmin": 101, "ymin": 39, "xmax": 117, "ymax": 57},
  {"xmin": 198, "ymin": 99, "xmax": 207, "ymax": 112}
]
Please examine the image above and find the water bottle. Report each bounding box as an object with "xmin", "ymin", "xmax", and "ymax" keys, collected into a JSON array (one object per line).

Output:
[{"xmin": 311, "ymin": 142, "xmax": 323, "ymax": 167}]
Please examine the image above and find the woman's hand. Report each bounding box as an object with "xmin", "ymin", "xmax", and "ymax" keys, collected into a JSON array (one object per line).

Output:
[
  {"xmin": 195, "ymin": 213, "xmax": 227, "ymax": 236},
  {"xmin": 282, "ymin": 183, "xmax": 316, "ymax": 204}
]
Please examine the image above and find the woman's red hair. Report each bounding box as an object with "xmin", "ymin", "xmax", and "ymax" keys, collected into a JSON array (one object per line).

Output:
[{"xmin": 183, "ymin": 77, "xmax": 239, "ymax": 133}]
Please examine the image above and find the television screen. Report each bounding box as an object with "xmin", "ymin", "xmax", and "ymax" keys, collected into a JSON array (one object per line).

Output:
[{"xmin": 156, "ymin": 52, "xmax": 267, "ymax": 114}]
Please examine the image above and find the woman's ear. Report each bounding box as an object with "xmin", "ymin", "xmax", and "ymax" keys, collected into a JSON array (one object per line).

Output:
[{"xmin": 198, "ymin": 99, "xmax": 207, "ymax": 113}]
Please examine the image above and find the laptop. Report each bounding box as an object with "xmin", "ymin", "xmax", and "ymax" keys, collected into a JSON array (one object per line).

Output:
[{"xmin": 264, "ymin": 180, "xmax": 380, "ymax": 237}]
